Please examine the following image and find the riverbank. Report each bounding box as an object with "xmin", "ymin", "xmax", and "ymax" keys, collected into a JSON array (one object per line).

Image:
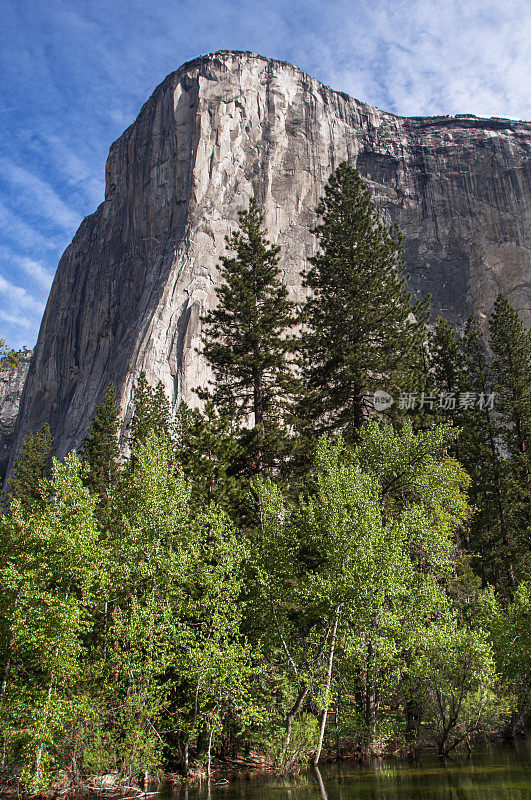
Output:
[
  {"xmin": 4, "ymin": 744, "xmax": 531, "ymax": 800},
  {"xmin": 3, "ymin": 737, "xmax": 531, "ymax": 800}
]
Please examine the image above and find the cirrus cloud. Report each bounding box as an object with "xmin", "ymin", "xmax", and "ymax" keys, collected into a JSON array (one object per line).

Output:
[{"xmin": 0, "ymin": 0, "xmax": 528, "ymax": 348}]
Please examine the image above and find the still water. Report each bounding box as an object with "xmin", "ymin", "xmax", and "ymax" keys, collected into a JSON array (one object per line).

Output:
[{"xmin": 156, "ymin": 742, "xmax": 531, "ymax": 800}]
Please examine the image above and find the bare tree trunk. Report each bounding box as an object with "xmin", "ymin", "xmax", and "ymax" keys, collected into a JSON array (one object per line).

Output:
[
  {"xmin": 183, "ymin": 737, "xmax": 189, "ymax": 777},
  {"xmin": 207, "ymin": 727, "xmax": 214, "ymax": 777},
  {"xmin": 283, "ymin": 623, "xmax": 334, "ymax": 754},
  {"xmin": 285, "ymin": 685, "xmax": 311, "ymax": 751},
  {"xmin": 314, "ymin": 605, "xmax": 341, "ymax": 765}
]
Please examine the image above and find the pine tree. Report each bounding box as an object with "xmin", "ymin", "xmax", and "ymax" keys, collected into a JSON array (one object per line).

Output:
[
  {"xmin": 430, "ymin": 316, "xmax": 466, "ymax": 399},
  {"xmin": 488, "ymin": 295, "xmax": 531, "ymax": 585},
  {"xmin": 300, "ymin": 162, "xmax": 428, "ymax": 441},
  {"xmin": 80, "ymin": 384, "xmax": 121, "ymax": 504},
  {"xmin": 489, "ymin": 294, "xmax": 531, "ymax": 475},
  {"xmin": 130, "ymin": 372, "xmax": 171, "ymax": 449},
  {"xmin": 457, "ymin": 316, "xmax": 515, "ymax": 586},
  {"xmin": 6, "ymin": 425, "xmax": 53, "ymax": 509},
  {"xmin": 200, "ymin": 198, "xmax": 298, "ymax": 473},
  {"xmin": 174, "ymin": 400, "xmax": 244, "ymax": 514}
]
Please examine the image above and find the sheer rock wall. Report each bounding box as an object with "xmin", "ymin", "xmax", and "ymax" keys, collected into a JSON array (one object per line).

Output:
[
  {"xmin": 9, "ymin": 51, "xmax": 531, "ymax": 462},
  {"xmin": 0, "ymin": 351, "xmax": 32, "ymax": 479}
]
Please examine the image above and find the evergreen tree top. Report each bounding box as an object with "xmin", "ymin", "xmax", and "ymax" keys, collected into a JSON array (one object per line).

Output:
[
  {"xmin": 201, "ymin": 198, "xmax": 298, "ymax": 430},
  {"xmin": 80, "ymin": 384, "xmax": 121, "ymax": 504},
  {"xmin": 5, "ymin": 424, "xmax": 53, "ymax": 509},
  {"xmin": 300, "ymin": 162, "xmax": 428, "ymax": 439}
]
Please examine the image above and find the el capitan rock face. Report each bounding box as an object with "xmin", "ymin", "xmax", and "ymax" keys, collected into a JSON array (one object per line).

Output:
[
  {"xmin": 9, "ymin": 51, "xmax": 531, "ymax": 463},
  {"xmin": 0, "ymin": 351, "xmax": 32, "ymax": 479}
]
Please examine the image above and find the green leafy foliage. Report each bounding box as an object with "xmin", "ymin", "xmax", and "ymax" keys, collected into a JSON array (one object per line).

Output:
[
  {"xmin": 251, "ymin": 422, "xmax": 478, "ymax": 760},
  {"xmin": 174, "ymin": 400, "xmax": 245, "ymax": 515},
  {"xmin": 483, "ymin": 580, "xmax": 531, "ymax": 738},
  {"xmin": 0, "ymin": 176, "xmax": 527, "ymax": 789},
  {"xmin": 411, "ymin": 625, "xmax": 504, "ymax": 755},
  {"xmin": 0, "ymin": 455, "xmax": 101, "ymax": 789},
  {"xmin": 0, "ymin": 340, "xmax": 21, "ymax": 369},
  {"xmin": 428, "ymin": 300, "xmax": 530, "ymax": 591},
  {"xmin": 130, "ymin": 372, "xmax": 172, "ymax": 448}
]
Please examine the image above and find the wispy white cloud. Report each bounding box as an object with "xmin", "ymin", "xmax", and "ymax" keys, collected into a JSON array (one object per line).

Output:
[
  {"xmin": 0, "ymin": 275, "xmax": 44, "ymax": 319},
  {"xmin": 0, "ymin": 248, "xmax": 54, "ymax": 292},
  {"xmin": 0, "ymin": 310, "xmax": 31, "ymax": 329},
  {"xmin": 0, "ymin": 159, "xmax": 81, "ymax": 232},
  {"xmin": 0, "ymin": 268, "xmax": 46, "ymax": 347},
  {"xmin": 40, "ymin": 135, "xmax": 105, "ymax": 207},
  {"xmin": 16, "ymin": 256, "xmax": 54, "ymax": 292},
  {"xmin": 0, "ymin": 272, "xmax": 45, "ymax": 315},
  {"xmin": 292, "ymin": 0, "xmax": 531, "ymax": 118},
  {"xmin": 0, "ymin": 201, "xmax": 60, "ymax": 253},
  {"xmin": 0, "ymin": 0, "xmax": 528, "ymax": 350}
]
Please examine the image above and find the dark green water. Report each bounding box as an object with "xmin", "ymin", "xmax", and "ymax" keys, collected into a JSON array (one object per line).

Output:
[{"xmin": 157, "ymin": 742, "xmax": 531, "ymax": 800}]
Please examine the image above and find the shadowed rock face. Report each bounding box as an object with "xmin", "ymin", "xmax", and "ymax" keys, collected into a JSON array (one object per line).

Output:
[
  {"xmin": 9, "ymin": 51, "xmax": 531, "ymax": 464},
  {"xmin": 0, "ymin": 351, "xmax": 32, "ymax": 480}
]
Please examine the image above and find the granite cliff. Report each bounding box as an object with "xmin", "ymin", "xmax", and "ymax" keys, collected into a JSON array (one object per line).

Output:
[
  {"xmin": 0, "ymin": 350, "xmax": 32, "ymax": 479},
  {"xmin": 7, "ymin": 51, "xmax": 531, "ymax": 464}
]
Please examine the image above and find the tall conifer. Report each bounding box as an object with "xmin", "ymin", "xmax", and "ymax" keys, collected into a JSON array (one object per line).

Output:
[
  {"xmin": 457, "ymin": 316, "xmax": 516, "ymax": 586},
  {"xmin": 200, "ymin": 198, "xmax": 297, "ymax": 473},
  {"xmin": 489, "ymin": 296, "xmax": 531, "ymax": 584},
  {"xmin": 80, "ymin": 384, "xmax": 121, "ymax": 503},
  {"xmin": 6, "ymin": 425, "xmax": 53, "ymax": 509},
  {"xmin": 430, "ymin": 316, "xmax": 465, "ymax": 398},
  {"xmin": 489, "ymin": 295, "xmax": 531, "ymax": 475},
  {"xmin": 300, "ymin": 162, "xmax": 428, "ymax": 441},
  {"xmin": 130, "ymin": 372, "xmax": 172, "ymax": 448},
  {"xmin": 174, "ymin": 401, "xmax": 243, "ymax": 514},
  {"xmin": 429, "ymin": 310, "xmax": 528, "ymax": 590}
]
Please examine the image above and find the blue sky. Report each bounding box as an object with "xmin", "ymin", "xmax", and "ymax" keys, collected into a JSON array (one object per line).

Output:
[{"xmin": 1, "ymin": 0, "xmax": 529, "ymax": 349}]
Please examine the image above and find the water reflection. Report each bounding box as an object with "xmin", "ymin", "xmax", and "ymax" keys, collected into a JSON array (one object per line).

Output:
[{"xmin": 157, "ymin": 741, "xmax": 531, "ymax": 800}]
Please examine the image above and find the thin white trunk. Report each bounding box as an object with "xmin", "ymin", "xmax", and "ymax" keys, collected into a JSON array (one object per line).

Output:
[
  {"xmin": 283, "ymin": 620, "xmax": 335, "ymax": 755},
  {"xmin": 34, "ymin": 650, "xmax": 58, "ymax": 784},
  {"xmin": 207, "ymin": 727, "xmax": 214, "ymax": 777},
  {"xmin": 314, "ymin": 605, "xmax": 341, "ymax": 766}
]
